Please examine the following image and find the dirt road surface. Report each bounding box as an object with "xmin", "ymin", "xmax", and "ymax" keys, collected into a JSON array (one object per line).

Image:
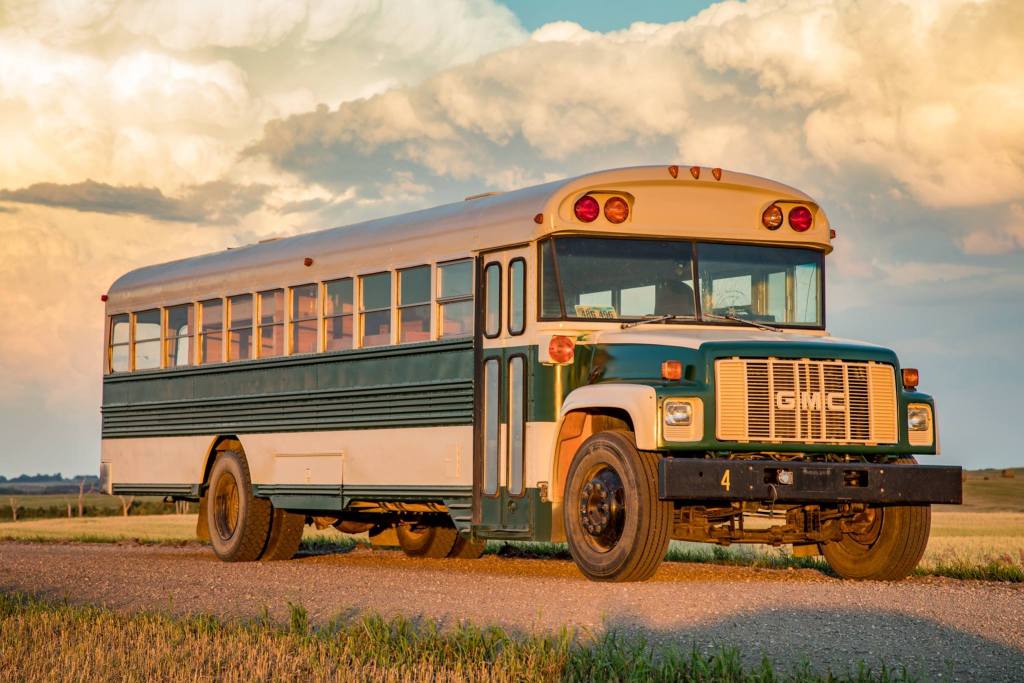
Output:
[{"xmin": 1, "ymin": 541, "xmax": 1022, "ymax": 680}]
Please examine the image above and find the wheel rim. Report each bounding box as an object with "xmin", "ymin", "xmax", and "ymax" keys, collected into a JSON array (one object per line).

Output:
[
  {"xmin": 577, "ymin": 464, "xmax": 626, "ymax": 552},
  {"xmin": 845, "ymin": 507, "xmax": 884, "ymax": 550},
  {"xmin": 213, "ymin": 472, "xmax": 240, "ymax": 541}
]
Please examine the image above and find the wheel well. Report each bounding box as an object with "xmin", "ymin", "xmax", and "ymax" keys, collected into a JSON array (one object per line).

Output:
[
  {"xmin": 200, "ymin": 435, "xmax": 243, "ymax": 491},
  {"xmin": 552, "ymin": 408, "xmax": 633, "ymax": 506}
]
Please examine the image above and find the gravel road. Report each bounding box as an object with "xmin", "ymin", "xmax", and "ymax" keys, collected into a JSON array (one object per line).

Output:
[{"xmin": 1, "ymin": 541, "xmax": 1022, "ymax": 680}]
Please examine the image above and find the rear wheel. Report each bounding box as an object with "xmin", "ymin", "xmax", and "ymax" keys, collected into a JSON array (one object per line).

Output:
[
  {"xmin": 563, "ymin": 430, "xmax": 671, "ymax": 582},
  {"xmin": 396, "ymin": 519, "xmax": 458, "ymax": 558},
  {"xmin": 260, "ymin": 508, "xmax": 305, "ymax": 561},
  {"xmin": 822, "ymin": 458, "xmax": 931, "ymax": 580},
  {"xmin": 206, "ymin": 450, "xmax": 272, "ymax": 562}
]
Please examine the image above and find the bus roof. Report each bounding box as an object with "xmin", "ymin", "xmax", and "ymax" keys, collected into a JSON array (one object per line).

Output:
[{"xmin": 105, "ymin": 165, "xmax": 830, "ymax": 312}]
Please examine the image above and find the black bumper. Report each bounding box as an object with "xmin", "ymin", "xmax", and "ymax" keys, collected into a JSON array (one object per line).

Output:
[{"xmin": 658, "ymin": 459, "xmax": 962, "ymax": 505}]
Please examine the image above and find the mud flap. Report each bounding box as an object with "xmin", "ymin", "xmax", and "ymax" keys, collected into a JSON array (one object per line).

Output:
[{"xmin": 195, "ymin": 495, "xmax": 211, "ymax": 542}]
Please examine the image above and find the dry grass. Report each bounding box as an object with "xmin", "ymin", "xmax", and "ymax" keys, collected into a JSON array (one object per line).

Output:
[{"xmin": 0, "ymin": 592, "xmax": 915, "ymax": 682}]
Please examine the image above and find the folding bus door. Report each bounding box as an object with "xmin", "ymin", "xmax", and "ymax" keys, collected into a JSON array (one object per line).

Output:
[{"xmin": 473, "ymin": 246, "xmax": 533, "ymax": 538}]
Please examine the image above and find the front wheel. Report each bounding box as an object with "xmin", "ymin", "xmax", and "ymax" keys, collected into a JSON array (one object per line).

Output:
[
  {"xmin": 563, "ymin": 431, "xmax": 671, "ymax": 582},
  {"xmin": 822, "ymin": 458, "xmax": 931, "ymax": 580}
]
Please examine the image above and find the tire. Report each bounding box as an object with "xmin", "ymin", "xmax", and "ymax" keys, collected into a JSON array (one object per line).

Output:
[
  {"xmin": 396, "ymin": 519, "xmax": 458, "ymax": 558},
  {"xmin": 822, "ymin": 457, "xmax": 931, "ymax": 581},
  {"xmin": 563, "ymin": 430, "xmax": 672, "ymax": 582},
  {"xmin": 447, "ymin": 534, "xmax": 487, "ymax": 559},
  {"xmin": 206, "ymin": 450, "xmax": 272, "ymax": 562},
  {"xmin": 260, "ymin": 508, "xmax": 305, "ymax": 561}
]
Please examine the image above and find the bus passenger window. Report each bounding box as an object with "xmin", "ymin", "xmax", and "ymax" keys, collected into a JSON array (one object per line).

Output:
[
  {"xmin": 508, "ymin": 355, "xmax": 525, "ymax": 495},
  {"xmin": 360, "ymin": 272, "xmax": 391, "ymax": 347},
  {"xmin": 437, "ymin": 259, "xmax": 473, "ymax": 338},
  {"xmin": 484, "ymin": 262, "xmax": 501, "ymax": 338},
  {"xmin": 199, "ymin": 299, "xmax": 224, "ymax": 364},
  {"xmin": 133, "ymin": 309, "xmax": 161, "ymax": 370},
  {"xmin": 164, "ymin": 304, "xmax": 193, "ymax": 367},
  {"xmin": 109, "ymin": 313, "xmax": 130, "ymax": 373},
  {"xmin": 399, "ymin": 265, "xmax": 431, "ymax": 343},
  {"xmin": 324, "ymin": 278, "xmax": 353, "ymax": 351},
  {"xmin": 258, "ymin": 289, "xmax": 284, "ymax": 357},
  {"xmin": 290, "ymin": 284, "xmax": 318, "ymax": 354},
  {"xmin": 509, "ymin": 259, "xmax": 525, "ymax": 335},
  {"xmin": 483, "ymin": 358, "xmax": 500, "ymax": 495},
  {"xmin": 228, "ymin": 295, "xmax": 253, "ymax": 361}
]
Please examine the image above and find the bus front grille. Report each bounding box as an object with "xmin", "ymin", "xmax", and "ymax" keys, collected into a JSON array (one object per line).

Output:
[{"xmin": 715, "ymin": 358, "xmax": 898, "ymax": 445}]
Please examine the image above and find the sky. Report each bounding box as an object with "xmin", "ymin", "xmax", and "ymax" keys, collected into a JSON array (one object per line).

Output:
[{"xmin": 0, "ymin": 0, "xmax": 1021, "ymax": 477}]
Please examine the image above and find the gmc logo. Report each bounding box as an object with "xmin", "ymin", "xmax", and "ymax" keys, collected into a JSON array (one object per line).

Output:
[{"xmin": 775, "ymin": 391, "xmax": 845, "ymax": 412}]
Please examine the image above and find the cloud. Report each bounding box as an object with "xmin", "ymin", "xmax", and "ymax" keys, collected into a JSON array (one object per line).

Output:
[
  {"xmin": 247, "ymin": 0, "xmax": 1024, "ymax": 215},
  {"xmin": 0, "ymin": 180, "xmax": 270, "ymax": 223},
  {"xmin": 960, "ymin": 204, "xmax": 1024, "ymax": 255}
]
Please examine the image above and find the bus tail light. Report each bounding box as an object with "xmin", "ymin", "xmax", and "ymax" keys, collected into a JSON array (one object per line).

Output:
[
  {"xmin": 789, "ymin": 206, "xmax": 813, "ymax": 232},
  {"xmin": 762, "ymin": 204, "xmax": 783, "ymax": 230},
  {"xmin": 902, "ymin": 368, "xmax": 920, "ymax": 390},
  {"xmin": 574, "ymin": 196, "xmax": 600, "ymax": 222},
  {"xmin": 604, "ymin": 196, "xmax": 629, "ymax": 224},
  {"xmin": 548, "ymin": 335, "xmax": 575, "ymax": 364}
]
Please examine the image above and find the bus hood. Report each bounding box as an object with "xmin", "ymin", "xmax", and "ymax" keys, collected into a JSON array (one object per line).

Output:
[{"xmin": 592, "ymin": 326, "xmax": 893, "ymax": 358}]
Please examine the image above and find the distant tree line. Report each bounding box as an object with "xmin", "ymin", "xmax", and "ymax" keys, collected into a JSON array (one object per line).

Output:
[{"xmin": 0, "ymin": 473, "xmax": 98, "ymax": 483}]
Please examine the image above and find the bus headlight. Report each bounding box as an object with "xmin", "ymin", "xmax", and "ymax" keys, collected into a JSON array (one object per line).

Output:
[
  {"xmin": 908, "ymin": 405, "xmax": 930, "ymax": 431},
  {"xmin": 664, "ymin": 401, "xmax": 693, "ymax": 426}
]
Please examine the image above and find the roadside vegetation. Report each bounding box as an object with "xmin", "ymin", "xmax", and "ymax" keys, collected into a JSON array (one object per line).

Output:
[{"xmin": 0, "ymin": 591, "xmax": 919, "ymax": 682}]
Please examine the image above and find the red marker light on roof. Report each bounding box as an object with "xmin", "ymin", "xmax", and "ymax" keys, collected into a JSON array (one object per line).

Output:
[
  {"xmin": 604, "ymin": 196, "xmax": 629, "ymax": 224},
  {"xmin": 573, "ymin": 195, "xmax": 600, "ymax": 222},
  {"xmin": 789, "ymin": 206, "xmax": 813, "ymax": 232},
  {"xmin": 100, "ymin": 294, "xmax": 108, "ymax": 302}
]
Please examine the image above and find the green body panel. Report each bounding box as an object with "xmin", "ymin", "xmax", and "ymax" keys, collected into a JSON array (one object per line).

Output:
[
  {"xmin": 250, "ymin": 484, "xmax": 474, "ymax": 515},
  {"xmin": 476, "ymin": 488, "xmax": 551, "ymax": 541},
  {"xmin": 102, "ymin": 339, "xmax": 473, "ymax": 437}
]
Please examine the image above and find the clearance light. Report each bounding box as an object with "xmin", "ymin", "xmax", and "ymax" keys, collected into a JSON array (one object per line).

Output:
[
  {"xmin": 690, "ymin": 166, "xmax": 701, "ymax": 179},
  {"xmin": 762, "ymin": 204, "xmax": 784, "ymax": 230},
  {"xmin": 902, "ymin": 368, "xmax": 920, "ymax": 390},
  {"xmin": 668, "ymin": 165, "xmax": 679, "ymax": 178},
  {"xmin": 789, "ymin": 206, "xmax": 813, "ymax": 232},
  {"xmin": 662, "ymin": 360, "xmax": 683, "ymax": 381},
  {"xmin": 711, "ymin": 167, "xmax": 722, "ymax": 181},
  {"xmin": 574, "ymin": 195, "xmax": 600, "ymax": 223},
  {"xmin": 548, "ymin": 335, "xmax": 575, "ymax": 364},
  {"xmin": 604, "ymin": 196, "xmax": 629, "ymax": 224}
]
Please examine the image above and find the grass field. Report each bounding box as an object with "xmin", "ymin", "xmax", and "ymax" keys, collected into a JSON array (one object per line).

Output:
[
  {"xmin": 2, "ymin": 510, "xmax": 1021, "ymax": 581},
  {"xmin": 0, "ymin": 591, "xmax": 918, "ymax": 682}
]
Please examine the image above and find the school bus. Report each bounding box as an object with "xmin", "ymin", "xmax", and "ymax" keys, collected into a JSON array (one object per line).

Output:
[{"xmin": 99, "ymin": 165, "xmax": 961, "ymax": 581}]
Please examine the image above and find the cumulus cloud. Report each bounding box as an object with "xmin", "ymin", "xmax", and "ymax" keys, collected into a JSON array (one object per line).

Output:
[
  {"xmin": 960, "ymin": 204, "xmax": 1024, "ymax": 255},
  {"xmin": 0, "ymin": 179, "xmax": 270, "ymax": 223},
  {"xmin": 248, "ymin": 0, "xmax": 1024, "ymax": 215}
]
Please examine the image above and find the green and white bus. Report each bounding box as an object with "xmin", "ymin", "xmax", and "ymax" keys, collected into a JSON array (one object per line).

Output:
[{"xmin": 100, "ymin": 165, "xmax": 961, "ymax": 581}]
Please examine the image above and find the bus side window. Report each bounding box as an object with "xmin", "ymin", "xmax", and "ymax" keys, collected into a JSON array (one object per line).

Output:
[
  {"xmin": 290, "ymin": 284, "xmax": 318, "ymax": 354},
  {"xmin": 398, "ymin": 265, "xmax": 431, "ymax": 343},
  {"xmin": 508, "ymin": 258, "xmax": 525, "ymax": 336},
  {"xmin": 198, "ymin": 299, "xmax": 224, "ymax": 364},
  {"xmin": 324, "ymin": 278, "xmax": 354, "ymax": 351},
  {"xmin": 484, "ymin": 262, "xmax": 501, "ymax": 338},
  {"xmin": 508, "ymin": 355, "xmax": 525, "ymax": 495},
  {"xmin": 228, "ymin": 294, "xmax": 253, "ymax": 361},
  {"xmin": 109, "ymin": 313, "xmax": 130, "ymax": 373},
  {"xmin": 133, "ymin": 309, "xmax": 161, "ymax": 370},
  {"xmin": 258, "ymin": 289, "xmax": 284, "ymax": 357},
  {"xmin": 361, "ymin": 272, "xmax": 392, "ymax": 347},
  {"xmin": 165, "ymin": 304, "xmax": 193, "ymax": 367},
  {"xmin": 437, "ymin": 259, "xmax": 473, "ymax": 338}
]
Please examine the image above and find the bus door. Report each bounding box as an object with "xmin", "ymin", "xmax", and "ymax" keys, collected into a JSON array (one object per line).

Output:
[{"xmin": 474, "ymin": 246, "xmax": 532, "ymax": 537}]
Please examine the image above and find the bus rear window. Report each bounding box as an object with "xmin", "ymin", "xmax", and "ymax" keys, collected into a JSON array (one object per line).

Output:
[
  {"xmin": 109, "ymin": 314, "xmax": 130, "ymax": 373},
  {"xmin": 134, "ymin": 309, "xmax": 161, "ymax": 370},
  {"xmin": 259, "ymin": 289, "xmax": 284, "ymax": 357}
]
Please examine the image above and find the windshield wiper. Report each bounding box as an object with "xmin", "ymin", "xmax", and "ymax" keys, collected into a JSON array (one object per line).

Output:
[
  {"xmin": 703, "ymin": 312, "xmax": 782, "ymax": 333},
  {"xmin": 620, "ymin": 314, "xmax": 680, "ymax": 329}
]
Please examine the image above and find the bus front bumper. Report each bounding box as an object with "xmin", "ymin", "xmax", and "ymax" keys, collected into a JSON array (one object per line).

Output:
[{"xmin": 658, "ymin": 459, "xmax": 962, "ymax": 505}]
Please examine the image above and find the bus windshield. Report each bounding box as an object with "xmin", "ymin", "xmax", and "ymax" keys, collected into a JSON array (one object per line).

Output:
[{"xmin": 540, "ymin": 236, "xmax": 823, "ymax": 328}]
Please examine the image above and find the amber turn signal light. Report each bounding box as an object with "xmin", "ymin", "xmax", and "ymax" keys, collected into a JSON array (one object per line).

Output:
[
  {"xmin": 902, "ymin": 368, "xmax": 920, "ymax": 390},
  {"xmin": 762, "ymin": 204, "xmax": 783, "ymax": 230},
  {"xmin": 661, "ymin": 360, "xmax": 683, "ymax": 381},
  {"xmin": 604, "ymin": 196, "xmax": 629, "ymax": 224},
  {"xmin": 548, "ymin": 335, "xmax": 575, "ymax": 364}
]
